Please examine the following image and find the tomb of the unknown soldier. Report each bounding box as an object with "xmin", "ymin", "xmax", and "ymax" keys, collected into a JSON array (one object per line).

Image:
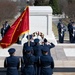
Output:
[{"xmin": 0, "ymin": 6, "xmax": 75, "ymax": 75}]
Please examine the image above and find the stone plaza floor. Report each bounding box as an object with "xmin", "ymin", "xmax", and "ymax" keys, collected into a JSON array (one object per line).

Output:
[
  {"xmin": 52, "ymin": 44, "xmax": 75, "ymax": 75},
  {"xmin": 0, "ymin": 43, "xmax": 75, "ymax": 75},
  {"xmin": 53, "ymin": 72, "xmax": 75, "ymax": 75},
  {"xmin": 51, "ymin": 44, "xmax": 75, "ymax": 67}
]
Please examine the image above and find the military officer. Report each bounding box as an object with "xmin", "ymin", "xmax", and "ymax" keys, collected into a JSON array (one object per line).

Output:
[
  {"xmin": 1, "ymin": 21, "xmax": 10, "ymax": 38},
  {"xmin": 43, "ymin": 38, "xmax": 55, "ymax": 56},
  {"xmin": 4, "ymin": 21, "xmax": 10, "ymax": 33},
  {"xmin": 71, "ymin": 22, "xmax": 75, "ymax": 43},
  {"xmin": 67, "ymin": 19, "xmax": 74, "ymax": 43},
  {"xmin": 21, "ymin": 46, "xmax": 35, "ymax": 75},
  {"xmin": 23, "ymin": 34, "xmax": 35, "ymax": 56},
  {"xmin": 39, "ymin": 46, "xmax": 54, "ymax": 75},
  {"xmin": 33, "ymin": 38, "xmax": 43, "ymax": 75},
  {"xmin": 4, "ymin": 48, "xmax": 20, "ymax": 75},
  {"xmin": 1, "ymin": 24, "xmax": 6, "ymax": 38},
  {"xmin": 57, "ymin": 19, "xmax": 66, "ymax": 43}
]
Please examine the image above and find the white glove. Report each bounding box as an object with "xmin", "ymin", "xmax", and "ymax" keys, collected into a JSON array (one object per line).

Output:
[
  {"xmin": 73, "ymin": 34, "xmax": 74, "ymax": 37},
  {"xmin": 62, "ymin": 29, "xmax": 63, "ymax": 32},
  {"xmin": 61, "ymin": 33, "xmax": 63, "ymax": 36}
]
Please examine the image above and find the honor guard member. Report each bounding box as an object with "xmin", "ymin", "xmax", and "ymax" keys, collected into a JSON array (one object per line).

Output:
[
  {"xmin": 23, "ymin": 34, "xmax": 35, "ymax": 56},
  {"xmin": 33, "ymin": 38, "xmax": 42, "ymax": 57},
  {"xmin": 4, "ymin": 21, "xmax": 10, "ymax": 33},
  {"xmin": 33, "ymin": 38, "xmax": 43, "ymax": 75},
  {"xmin": 43, "ymin": 38, "xmax": 55, "ymax": 56},
  {"xmin": 71, "ymin": 22, "xmax": 75, "ymax": 43},
  {"xmin": 21, "ymin": 46, "xmax": 35, "ymax": 75},
  {"xmin": 1, "ymin": 21, "xmax": 10, "ymax": 38},
  {"xmin": 39, "ymin": 46, "xmax": 54, "ymax": 75},
  {"xmin": 57, "ymin": 19, "xmax": 66, "ymax": 43},
  {"xmin": 67, "ymin": 19, "xmax": 74, "ymax": 43},
  {"xmin": 1, "ymin": 24, "xmax": 6, "ymax": 38},
  {"xmin": 4, "ymin": 48, "xmax": 20, "ymax": 75}
]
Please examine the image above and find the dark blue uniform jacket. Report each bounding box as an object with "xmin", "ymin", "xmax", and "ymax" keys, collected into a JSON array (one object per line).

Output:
[{"xmin": 4, "ymin": 56, "xmax": 20, "ymax": 75}]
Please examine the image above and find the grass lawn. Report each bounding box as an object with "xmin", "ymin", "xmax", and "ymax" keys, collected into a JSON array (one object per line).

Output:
[
  {"xmin": 52, "ymin": 22, "xmax": 58, "ymax": 39},
  {"xmin": 52, "ymin": 22, "xmax": 69, "ymax": 40}
]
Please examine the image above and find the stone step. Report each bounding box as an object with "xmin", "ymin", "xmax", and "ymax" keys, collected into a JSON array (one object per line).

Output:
[
  {"xmin": 0, "ymin": 68, "xmax": 75, "ymax": 75},
  {"xmin": 0, "ymin": 68, "xmax": 75, "ymax": 72}
]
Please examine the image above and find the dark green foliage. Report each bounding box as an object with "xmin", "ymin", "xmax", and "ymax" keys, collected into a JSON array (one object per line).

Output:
[
  {"xmin": 34, "ymin": 0, "xmax": 49, "ymax": 6},
  {"xmin": 34, "ymin": 0, "xmax": 61, "ymax": 14},
  {"xmin": 49, "ymin": 0, "xmax": 60, "ymax": 14}
]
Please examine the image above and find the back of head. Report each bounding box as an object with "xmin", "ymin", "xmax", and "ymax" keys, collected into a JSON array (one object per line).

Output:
[
  {"xmin": 44, "ymin": 38, "xmax": 47, "ymax": 43},
  {"xmin": 26, "ymin": 34, "xmax": 32, "ymax": 40},
  {"xmin": 34, "ymin": 38, "xmax": 39, "ymax": 43},
  {"xmin": 8, "ymin": 48, "xmax": 16, "ymax": 55}
]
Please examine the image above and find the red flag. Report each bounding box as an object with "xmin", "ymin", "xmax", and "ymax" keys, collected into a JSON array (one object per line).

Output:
[{"xmin": 0, "ymin": 6, "xmax": 29, "ymax": 48}]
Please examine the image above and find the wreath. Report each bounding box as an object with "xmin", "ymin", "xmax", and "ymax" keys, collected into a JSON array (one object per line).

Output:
[{"xmin": 32, "ymin": 31, "xmax": 44, "ymax": 39}]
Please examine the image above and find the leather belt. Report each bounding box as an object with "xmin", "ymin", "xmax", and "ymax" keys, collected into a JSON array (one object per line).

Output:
[
  {"xmin": 26, "ymin": 65, "xmax": 33, "ymax": 67},
  {"xmin": 8, "ymin": 67, "xmax": 17, "ymax": 69},
  {"xmin": 42, "ymin": 65, "xmax": 51, "ymax": 68}
]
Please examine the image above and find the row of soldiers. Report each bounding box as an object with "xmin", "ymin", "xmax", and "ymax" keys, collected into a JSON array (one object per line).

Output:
[
  {"xmin": 4, "ymin": 34, "xmax": 55, "ymax": 75},
  {"xmin": 1, "ymin": 21, "xmax": 10, "ymax": 38},
  {"xmin": 57, "ymin": 19, "xmax": 75, "ymax": 43}
]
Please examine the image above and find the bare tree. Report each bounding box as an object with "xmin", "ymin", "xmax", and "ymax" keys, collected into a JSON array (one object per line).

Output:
[
  {"xmin": 0, "ymin": 0, "xmax": 17, "ymax": 22},
  {"xmin": 58, "ymin": 0, "xmax": 75, "ymax": 18},
  {"xmin": 58, "ymin": 0, "xmax": 68, "ymax": 14},
  {"xmin": 67, "ymin": 0, "xmax": 75, "ymax": 18}
]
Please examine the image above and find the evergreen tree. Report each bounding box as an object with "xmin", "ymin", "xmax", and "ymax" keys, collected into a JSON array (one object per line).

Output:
[
  {"xmin": 34, "ymin": 0, "xmax": 49, "ymax": 6},
  {"xmin": 34, "ymin": 0, "xmax": 61, "ymax": 14},
  {"xmin": 49, "ymin": 0, "xmax": 60, "ymax": 14}
]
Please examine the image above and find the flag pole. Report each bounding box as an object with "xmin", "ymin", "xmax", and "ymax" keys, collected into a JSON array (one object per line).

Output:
[
  {"xmin": 28, "ymin": 6, "xmax": 30, "ymax": 46},
  {"xmin": 28, "ymin": 32, "xmax": 30, "ymax": 46}
]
